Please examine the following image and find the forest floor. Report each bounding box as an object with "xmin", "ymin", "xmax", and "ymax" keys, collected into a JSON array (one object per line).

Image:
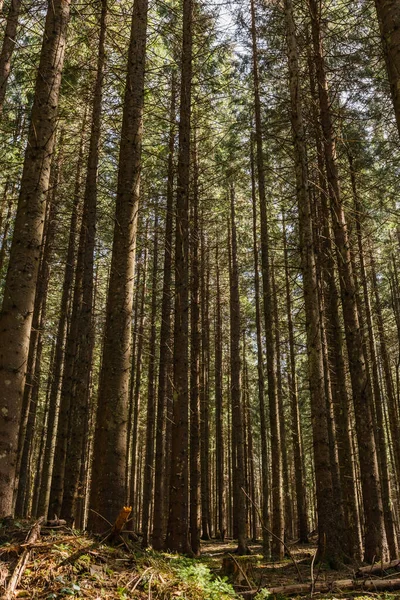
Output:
[{"xmin": 0, "ymin": 519, "xmax": 399, "ymax": 600}]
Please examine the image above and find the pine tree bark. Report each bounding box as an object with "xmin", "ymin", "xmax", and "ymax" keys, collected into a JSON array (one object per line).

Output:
[
  {"xmin": 215, "ymin": 242, "xmax": 225, "ymax": 541},
  {"xmin": 15, "ymin": 152, "xmax": 62, "ymax": 516},
  {"xmin": 0, "ymin": 0, "xmax": 70, "ymax": 517},
  {"xmin": 36, "ymin": 127, "xmax": 83, "ymax": 518},
  {"xmin": 309, "ymin": 0, "xmax": 388, "ymax": 562},
  {"xmin": 88, "ymin": 0, "xmax": 148, "ymax": 531},
  {"xmin": 200, "ymin": 225, "xmax": 211, "ymax": 540},
  {"xmin": 165, "ymin": 0, "xmax": 192, "ymax": 553},
  {"xmin": 374, "ymin": 0, "xmax": 400, "ymax": 138},
  {"xmin": 152, "ymin": 72, "xmax": 176, "ymax": 550},
  {"xmin": 250, "ymin": 0, "xmax": 284, "ymax": 559},
  {"xmin": 0, "ymin": 0, "xmax": 22, "ymax": 114},
  {"xmin": 282, "ymin": 214, "xmax": 308, "ymax": 543},
  {"xmin": 250, "ymin": 135, "xmax": 270, "ymax": 554},
  {"xmin": 189, "ymin": 146, "xmax": 201, "ymax": 555},
  {"xmin": 61, "ymin": 0, "xmax": 107, "ymax": 526},
  {"xmin": 141, "ymin": 215, "xmax": 158, "ymax": 548},
  {"xmin": 229, "ymin": 184, "xmax": 248, "ymax": 556},
  {"xmin": 47, "ymin": 123, "xmax": 87, "ymax": 520},
  {"xmin": 349, "ymin": 154, "xmax": 398, "ymax": 559},
  {"xmin": 129, "ymin": 243, "xmax": 148, "ymax": 510},
  {"xmin": 307, "ymin": 48, "xmax": 361, "ymax": 560},
  {"xmin": 284, "ymin": 0, "xmax": 344, "ymax": 564}
]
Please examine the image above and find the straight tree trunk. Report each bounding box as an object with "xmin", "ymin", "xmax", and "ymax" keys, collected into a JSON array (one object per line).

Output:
[
  {"xmin": 271, "ymin": 255, "xmax": 293, "ymax": 541},
  {"xmin": 307, "ymin": 49, "xmax": 361, "ymax": 560},
  {"xmin": 189, "ymin": 146, "xmax": 201, "ymax": 555},
  {"xmin": 129, "ymin": 243, "xmax": 148, "ymax": 510},
  {"xmin": 250, "ymin": 0, "xmax": 284, "ymax": 559},
  {"xmin": 88, "ymin": 0, "xmax": 148, "ymax": 531},
  {"xmin": 250, "ymin": 135, "xmax": 270, "ymax": 554},
  {"xmin": 61, "ymin": 0, "xmax": 107, "ymax": 526},
  {"xmin": 165, "ymin": 0, "xmax": 192, "ymax": 553},
  {"xmin": 374, "ymin": 0, "xmax": 400, "ymax": 138},
  {"xmin": 152, "ymin": 72, "xmax": 176, "ymax": 550},
  {"xmin": 36, "ymin": 126, "xmax": 83, "ymax": 518},
  {"xmin": 370, "ymin": 247, "xmax": 400, "ymax": 486},
  {"xmin": 284, "ymin": 0, "xmax": 344, "ymax": 564},
  {"xmin": 282, "ymin": 214, "xmax": 308, "ymax": 543},
  {"xmin": 349, "ymin": 154, "xmax": 398, "ymax": 559},
  {"xmin": 47, "ymin": 122, "xmax": 87, "ymax": 519},
  {"xmin": 229, "ymin": 184, "xmax": 248, "ymax": 556},
  {"xmin": 309, "ymin": 0, "xmax": 388, "ymax": 562},
  {"xmin": 15, "ymin": 152, "xmax": 62, "ymax": 516},
  {"xmin": 214, "ymin": 242, "xmax": 225, "ymax": 541},
  {"xmin": 141, "ymin": 215, "xmax": 158, "ymax": 548},
  {"xmin": 0, "ymin": 0, "xmax": 22, "ymax": 114},
  {"xmin": 0, "ymin": 0, "xmax": 70, "ymax": 517},
  {"xmin": 200, "ymin": 224, "xmax": 211, "ymax": 540}
]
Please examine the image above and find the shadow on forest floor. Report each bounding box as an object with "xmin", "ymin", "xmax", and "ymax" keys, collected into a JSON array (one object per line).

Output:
[{"xmin": 0, "ymin": 520, "xmax": 398, "ymax": 600}]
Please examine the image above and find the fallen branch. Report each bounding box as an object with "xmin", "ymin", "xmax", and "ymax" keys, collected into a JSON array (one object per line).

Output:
[
  {"xmin": 226, "ymin": 553, "xmax": 253, "ymax": 589},
  {"xmin": 240, "ymin": 488, "xmax": 303, "ymax": 583},
  {"xmin": 241, "ymin": 576, "xmax": 400, "ymax": 598},
  {"xmin": 2, "ymin": 517, "xmax": 44, "ymax": 600},
  {"xmin": 356, "ymin": 559, "xmax": 400, "ymax": 577}
]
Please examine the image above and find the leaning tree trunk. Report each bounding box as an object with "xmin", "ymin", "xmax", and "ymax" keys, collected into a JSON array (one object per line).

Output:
[
  {"xmin": 0, "ymin": 0, "xmax": 70, "ymax": 517},
  {"xmin": 88, "ymin": 0, "xmax": 148, "ymax": 532},
  {"xmin": 165, "ymin": 0, "xmax": 193, "ymax": 553}
]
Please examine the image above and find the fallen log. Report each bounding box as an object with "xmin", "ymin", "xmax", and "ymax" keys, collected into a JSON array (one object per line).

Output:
[
  {"xmin": 2, "ymin": 516, "xmax": 44, "ymax": 600},
  {"xmin": 356, "ymin": 558, "xmax": 400, "ymax": 577},
  {"xmin": 241, "ymin": 577, "xmax": 400, "ymax": 598}
]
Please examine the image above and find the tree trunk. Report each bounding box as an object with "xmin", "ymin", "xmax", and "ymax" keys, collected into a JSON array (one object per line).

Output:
[
  {"xmin": 284, "ymin": 0, "xmax": 344, "ymax": 564},
  {"xmin": 282, "ymin": 214, "xmax": 308, "ymax": 544},
  {"xmin": 0, "ymin": 0, "xmax": 70, "ymax": 517},
  {"xmin": 189, "ymin": 143, "xmax": 201, "ymax": 555},
  {"xmin": 0, "ymin": 0, "xmax": 22, "ymax": 114},
  {"xmin": 88, "ymin": 0, "xmax": 148, "ymax": 531},
  {"xmin": 309, "ymin": 0, "xmax": 388, "ymax": 562},
  {"xmin": 250, "ymin": 135, "xmax": 270, "ymax": 554},
  {"xmin": 129, "ymin": 241, "xmax": 148, "ymax": 511},
  {"xmin": 165, "ymin": 0, "xmax": 192, "ymax": 553},
  {"xmin": 141, "ymin": 215, "xmax": 158, "ymax": 548},
  {"xmin": 215, "ymin": 242, "xmax": 225, "ymax": 541},
  {"xmin": 152, "ymin": 71, "xmax": 176, "ymax": 551},
  {"xmin": 348, "ymin": 153, "xmax": 398, "ymax": 559},
  {"xmin": 229, "ymin": 184, "xmax": 248, "ymax": 556},
  {"xmin": 61, "ymin": 0, "xmax": 107, "ymax": 526},
  {"xmin": 374, "ymin": 0, "xmax": 400, "ymax": 138},
  {"xmin": 36, "ymin": 123, "xmax": 83, "ymax": 519},
  {"xmin": 200, "ymin": 223, "xmax": 211, "ymax": 540},
  {"xmin": 250, "ymin": 0, "xmax": 284, "ymax": 559}
]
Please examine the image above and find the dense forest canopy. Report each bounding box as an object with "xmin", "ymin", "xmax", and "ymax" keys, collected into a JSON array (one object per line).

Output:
[{"xmin": 0, "ymin": 0, "xmax": 399, "ymax": 578}]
